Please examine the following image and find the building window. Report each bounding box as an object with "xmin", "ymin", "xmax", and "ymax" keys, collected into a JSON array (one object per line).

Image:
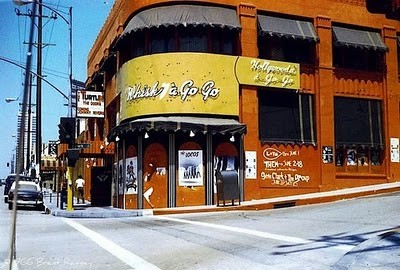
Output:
[
  {"xmin": 334, "ymin": 97, "xmax": 384, "ymax": 172},
  {"xmin": 259, "ymin": 89, "xmax": 316, "ymax": 145},
  {"xmin": 210, "ymin": 28, "xmax": 237, "ymax": 55},
  {"xmin": 119, "ymin": 26, "xmax": 239, "ymax": 66},
  {"xmin": 258, "ymin": 37, "xmax": 315, "ymax": 65},
  {"xmin": 149, "ymin": 27, "xmax": 175, "ymax": 54},
  {"xmin": 132, "ymin": 31, "xmax": 146, "ymax": 58},
  {"xmin": 331, "ymin": 26, "xmax": 386, "ymax": 72},
  {"xmin": 397, "ymin": 35, "xmax": 400, "ymax": 76},
  {"xmin": 333, "ymin": 46, "xmax": 383, "ymax": 72},
  {"xmin": 178, "ymin": 26, "xmax": 208, "ymax": 52}
]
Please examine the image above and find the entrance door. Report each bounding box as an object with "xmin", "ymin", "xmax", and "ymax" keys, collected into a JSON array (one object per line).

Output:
[{"xmin": 91, "ymin": 167, "xmax": 112, "ymax": 206}]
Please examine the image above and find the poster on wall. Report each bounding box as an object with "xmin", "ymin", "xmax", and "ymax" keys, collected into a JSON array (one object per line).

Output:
[
  {"xmin": 245, "ymin": 151, "xmax": 257, "ymax": 179},
  {"xmin": 178, "ymin": 150, "xmax": 203, "ymax": 186},
  {"xmin": 347, "ymin": 149, "xmax": 357, "ymax": 166},
  {"xmin": 391, "ymin": 138, "xmax": 400, "ymax": 163},
  {"xmin": 358, "ymin": 150, "xmax": 368, "ymax": 166},
  {"xmin": 322, "ymin": 146, "xmax": 334, "ymax": 164},
  {"xmin": 125, "ymin": 157, "xmax": 138, "ymax": 194},
  {"xmin": 112, "ymin": 163, "xmax": 117, "ymax": 197},
  {"xmin": 118, "ymin": 160, "xmax": 124, "ymax": 194}
]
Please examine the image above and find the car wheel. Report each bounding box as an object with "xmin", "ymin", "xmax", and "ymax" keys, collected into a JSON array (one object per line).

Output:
[
  {"xmin": 4, "ymin": 197, "xmax": 8, "ymax": 203},
  {"xmin": 8, "ymin": 202, "xmax": 12, "ymax": 210}
]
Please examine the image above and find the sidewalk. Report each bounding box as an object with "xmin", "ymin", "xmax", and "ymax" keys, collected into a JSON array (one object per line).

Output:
[
  {"xmin": 43, "ymin": 182, "xmax": 400, "ymax": 269},
  {"xmin": 43, "ymin": 195, "xmax": 152, "ymax": 218},
  {"xmin": 44, "ymin": 181, "xmax": 400, "ymax": 218}
]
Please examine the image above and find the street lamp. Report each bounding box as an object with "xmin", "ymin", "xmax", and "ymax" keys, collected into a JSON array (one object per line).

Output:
[
  {"xmin": 13, "ymin": 0, "xmax": 73, "ymax": 180},
  {"xmin": 5, "ymin": 74, "xmax": 35, "ymax": 173},
  {"xmin": 5, "ymin": 97, "xmax": 18, "ymax": 103}
]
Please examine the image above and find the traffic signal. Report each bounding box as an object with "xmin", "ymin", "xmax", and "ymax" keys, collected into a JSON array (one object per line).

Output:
[
  {"xmin": 58, "ymin": 117, "xmax": 75, "ymax": 146},
  {"xmin": 67, "ymin": 149, "xmax": 79, "ymax": 167}
]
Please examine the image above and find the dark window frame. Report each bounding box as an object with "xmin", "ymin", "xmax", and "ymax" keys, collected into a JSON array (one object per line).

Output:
[
  {"xmin": 258, "ymin": 36, "xmax": 316, "ymax": 65},
  {"xmin": 258, "ymin": 89, "xmax": 316, "ymax": 145},
  {"xmin": 333, "ymin": 46, "xmax": 384, "ymax": 72},
  {"xmin": 118, "ymin": 26, "xmax": 239, "ymax": 67},
  {"xmin": 334, "ymin": 97, "xmax": 384, "ymax": 148}
]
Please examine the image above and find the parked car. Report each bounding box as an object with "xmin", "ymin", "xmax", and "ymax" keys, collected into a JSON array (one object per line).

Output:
[
  {"xmin": 8, "ymin": 180, "xmax": 44, "ymax": 210},
  {"xmin": 4, "ymin": 174, "xmax": 35, "ymax": 203}
]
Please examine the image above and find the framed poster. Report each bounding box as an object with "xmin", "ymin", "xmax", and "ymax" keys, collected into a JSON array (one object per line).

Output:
[
  {"xmin": 347, "ymin": 149, "xmax": 357, "ymax": 166},
  {"xmin": 391, "ymin": 138, "xmax": 400, "ymax": 163},
  {"xmin": 245, "ymin": 151, "xmax": 257, "ymax": 179},
  {"xmin": 125, "ymin": 157, "xmax": 137, "ymax": 194},
  {"xmin": 322, "ymin": 146, "xmax": 334, "ymax": 164},
  {"xmin": 178, "ymin": 150, "xmax": 203, "ymax": 186}
]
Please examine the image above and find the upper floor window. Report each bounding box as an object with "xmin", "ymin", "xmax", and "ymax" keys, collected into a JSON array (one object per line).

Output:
[
  {"xmin": 179, "ymin": 26, "xmax": 208, "ymax": 52},
  {"xmin": 397, "ymin": 35, "xmax": 400, "ymax": 76},
  {"xmin": 259, "ymin": 37, "xmax": 315, "ymax": 65},
  {"xmin": 149, "ymin": 27, "xmax": 174, "ymax": 54},
  {"xmin": 118, "ymin": 5, "xmax": 240, "ymax": 66},
  {"xmin": 332, "ymin": 26, "xmax": 387, "ymax": 72},
  {"xmin": 257, "ymin": 15, "xmax": 318, "ymax": 65}
]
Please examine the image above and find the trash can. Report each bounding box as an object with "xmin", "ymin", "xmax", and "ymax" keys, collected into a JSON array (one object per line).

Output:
[{"xmin": 216, "ymin": 170, "xmax": 240, "ymax": 206}]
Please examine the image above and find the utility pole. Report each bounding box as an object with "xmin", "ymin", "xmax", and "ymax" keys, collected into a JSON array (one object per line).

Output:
[
  {"xmin": 26, "ymin": 73, "xmax": 33, "ymax": 172},
  {"xmin": 36, "ymin": 0, "xmax": 42, "ymax": 180},
  {"xmin": 15, "ymin": 0, "xmax": 55, "ymax": 179}
]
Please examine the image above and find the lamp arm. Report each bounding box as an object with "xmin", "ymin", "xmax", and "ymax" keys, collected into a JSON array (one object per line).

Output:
[{"xmin": 0, "ymin": 56, "xmax": 69, "ymax": 100}]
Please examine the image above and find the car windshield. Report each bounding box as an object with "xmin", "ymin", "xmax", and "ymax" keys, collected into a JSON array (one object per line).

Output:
[{"xmin": 18, "ymin": 184, "xmax": 38, "ymax": 191}]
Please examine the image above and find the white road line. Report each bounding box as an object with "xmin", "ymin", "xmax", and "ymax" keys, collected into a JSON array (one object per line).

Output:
[
  {"xmin": 151, "ymin": 216, "xmax": 353, "ymax": 251},
  {"xmin": 63, "ymin": 218, "xmax": 161, "ymax": 270}
]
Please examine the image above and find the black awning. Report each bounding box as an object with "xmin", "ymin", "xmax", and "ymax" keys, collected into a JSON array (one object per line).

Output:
[
  {"xmin": 121, "ymin": 5, "xmax": 241, "ymax": 38},
  {"xmin": 332, "ymin": 26, "xmax": 388, "ymax": 51},
  {"xmin": 108, "ymin": 116, "xmax": 247, "ymax": 141},
  {"xmin": 258, "ymin": 15, "xmax": 318, "ymax": 42}
]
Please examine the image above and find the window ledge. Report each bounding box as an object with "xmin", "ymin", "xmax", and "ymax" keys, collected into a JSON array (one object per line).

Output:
[{"xmin": 336, "ymin": 172, "xmax": 386, "ymax": 179}]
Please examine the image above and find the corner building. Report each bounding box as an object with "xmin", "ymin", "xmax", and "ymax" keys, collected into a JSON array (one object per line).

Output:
[{"xmin": 85, "ymin": 0, "xmax": 400, "ymax": 209}]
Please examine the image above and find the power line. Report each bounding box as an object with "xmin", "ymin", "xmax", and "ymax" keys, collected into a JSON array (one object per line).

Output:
[{"xmin": 0, "ymin": 56, "xmax": 69, "ymax": 79}]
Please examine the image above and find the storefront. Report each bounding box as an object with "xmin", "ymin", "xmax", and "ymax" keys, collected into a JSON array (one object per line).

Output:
[
  {"xmin": 108, "ymin": 51, "xmax": 302, "ymax": 208},
  {"xmin": 84, "ymin": 1, "xmax": 400, "ymax": 209}
]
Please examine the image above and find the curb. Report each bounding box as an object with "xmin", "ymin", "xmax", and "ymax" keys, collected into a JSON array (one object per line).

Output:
[
  {"xmin": 44, "ymin": 182, "xmax": 400, "ymax": 218},
  {"xmin": 44, "ymin": 204, "xmax": 154, "ymax": 218}
]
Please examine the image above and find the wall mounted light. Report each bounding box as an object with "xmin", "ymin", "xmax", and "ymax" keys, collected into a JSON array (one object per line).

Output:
[
  {"xmin": 189, "ymin": 130, "xmax": 195, "ymax": 137},
  {"xmin": 230, "ymin": 135, "xmax": 235, "ymax": 142},
  {"xmin": 144, "ymin": 132, "xmax": 149, "ymax": 139}
]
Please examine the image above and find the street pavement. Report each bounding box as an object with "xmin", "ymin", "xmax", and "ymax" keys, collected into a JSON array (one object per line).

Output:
[{"xmin": 42, "ymin": 182, "xmax": 400, "ymax": 269}]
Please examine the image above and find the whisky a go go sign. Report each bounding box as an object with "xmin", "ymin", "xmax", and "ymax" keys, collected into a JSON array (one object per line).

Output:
[{"xmin": 260, "ymin": 148, "xmax": 310, "ymax": 187}]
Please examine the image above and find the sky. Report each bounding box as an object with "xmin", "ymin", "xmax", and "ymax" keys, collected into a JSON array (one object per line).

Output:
[{"xmin": 0, "ymin": 0, "xmax": 114, "ymax": 179}]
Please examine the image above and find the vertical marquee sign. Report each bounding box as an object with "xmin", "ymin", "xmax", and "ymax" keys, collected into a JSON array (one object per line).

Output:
[{"xmin": 76, "ymin": 90, "xmax": 105, "ymax": 118}]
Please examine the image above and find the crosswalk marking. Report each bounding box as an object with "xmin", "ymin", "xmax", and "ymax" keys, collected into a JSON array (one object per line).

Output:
[
  {"xmin": 63, "ymin": 218, "xmax": 161, "ymax": 270},
  {"xmin": 151, "ymin": 215, "xmax": 353, "ymax": 251}
]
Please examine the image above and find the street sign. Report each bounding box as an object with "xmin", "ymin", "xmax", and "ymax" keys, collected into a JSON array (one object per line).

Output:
[{"xmin": 76, "ymin": 143, "xmax": 90, "ymax": 149}]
